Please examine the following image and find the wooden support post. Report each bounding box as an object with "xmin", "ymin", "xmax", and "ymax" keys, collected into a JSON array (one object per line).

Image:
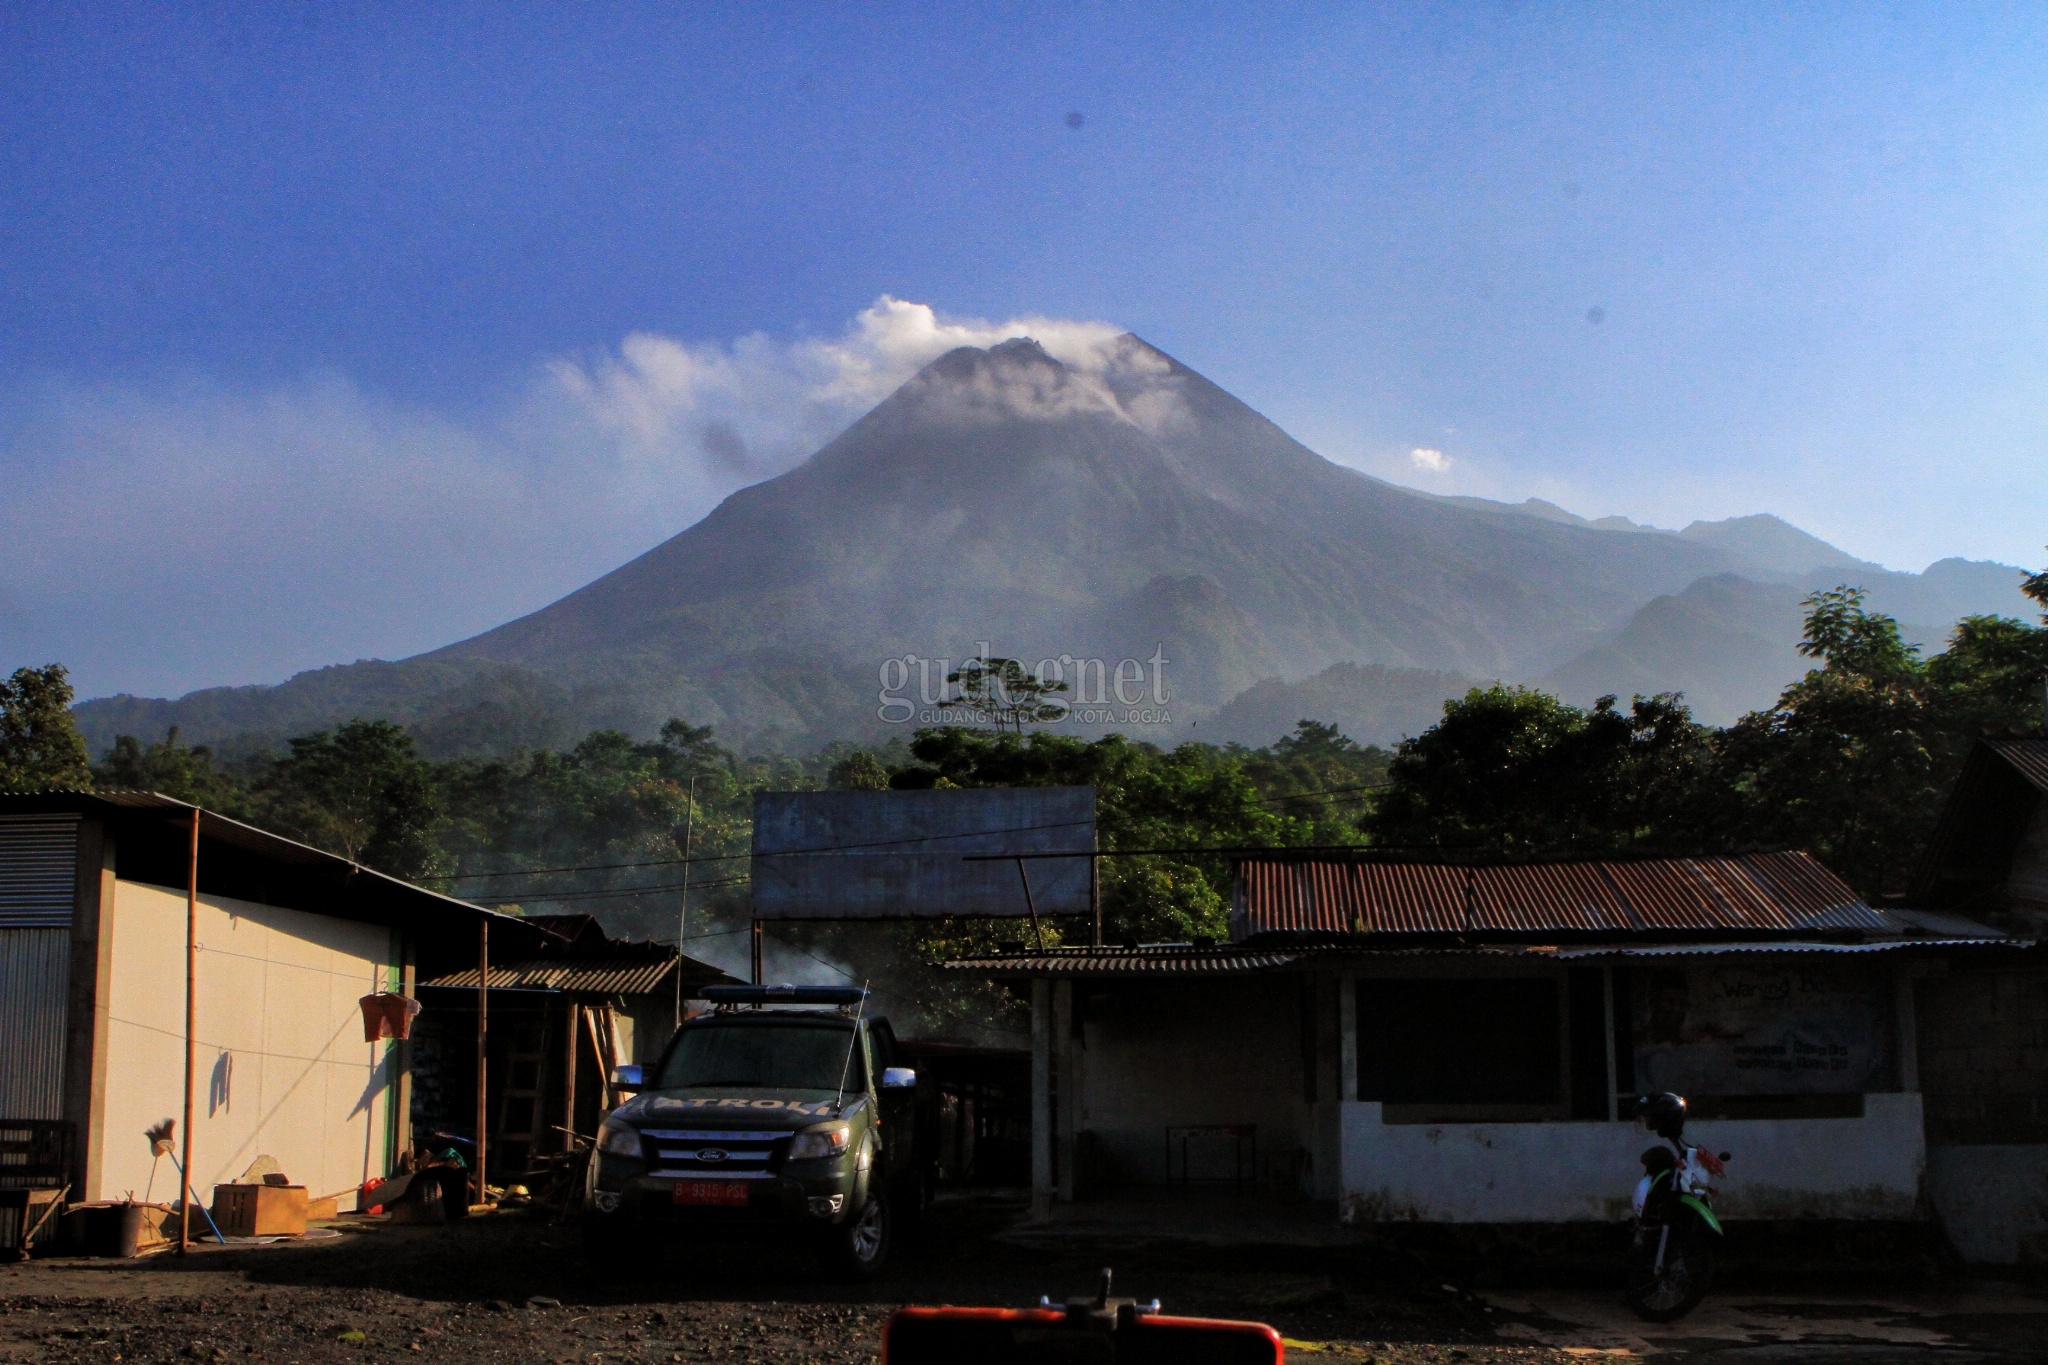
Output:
[
  {"xmin": 562, "ymin": 997, "xmax": 579, "ymax": 1147},
  {"xmin": 1054, "ymin": 979, "xmax": 1075, "ymax": 1204},
  {"xmin": 1015, "ymin": 858, "xmax": 1045, "ymax": 953},
  {"xmin": 395, "ymin": 943, "xmax": 416, "ymax": 1162},
  {"xmin": 475, "ymin": 919, "xmax": 489, "ymax": 1205},
  {"xmin": 179, "ymin": 809, "xmax": 199, "ymax": 1255},
  {"xmin": 1030, "ymin": 978, "xmax": 1052, "ymax": 1220}
]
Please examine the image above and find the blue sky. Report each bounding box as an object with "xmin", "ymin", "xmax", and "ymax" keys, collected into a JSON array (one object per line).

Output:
[{"xmin": 4, "ymin": 3, "xmax": 2046, "ymax": 698}]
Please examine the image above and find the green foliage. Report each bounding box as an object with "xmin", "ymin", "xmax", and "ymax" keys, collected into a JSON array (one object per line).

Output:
[
  {"xmin": 260, "ymin": 720, "xmax": 446, "ymax": 879},
  {"xmin": 0, "ymin": 664, "xmax": 93, "ymax": 792},
  {"xmin": 94, "ymin": 726, "xmax": 246, "ymax": 810},
  {"xmin": 828, "ymin": 750, "xmax": 891, "ymax": 791},
  {"xmin": 1370, "ymin": 687, "xmax": 1715, "ymax": 858}
]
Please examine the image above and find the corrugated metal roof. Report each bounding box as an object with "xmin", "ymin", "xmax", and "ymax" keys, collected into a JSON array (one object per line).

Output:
[
  {"xmin": 1554, "ymin": 938, "xmax": 2032, "ymax": 959},
  {"xmin": 941, "ymin": 945, "xmax": 1308, "ymax": 976},
  {"xmin": 424, "ymin": 944, "xmax": 737, "ymax": 997},
  {"xmin": 1986, "ymin": 738, "xmax": 2048, "ymax": 794},
  {"xmin": 1232, "ymin": 851, "xmax": 1883, "ymax": 940},
  {"xmin": 0, "ymin": 790, "xmax": 519, "ymax": 929}
]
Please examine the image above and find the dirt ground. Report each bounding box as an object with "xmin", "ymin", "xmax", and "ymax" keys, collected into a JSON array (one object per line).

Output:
[{"xmin": 3, "ymin": 1199, "xmax": 2045, "ymax": 1364}]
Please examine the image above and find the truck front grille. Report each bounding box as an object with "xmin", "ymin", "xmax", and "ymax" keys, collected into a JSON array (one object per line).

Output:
[{"xmin": 638, "ymin": 1128, "xmax": 788, "ymax": 1179}]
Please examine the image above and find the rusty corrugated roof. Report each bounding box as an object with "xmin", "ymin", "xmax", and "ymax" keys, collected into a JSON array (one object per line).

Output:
[
  {"xmin": 1232, "ymin": 851, "xmax": 1883, "ymax": 940},
  {"xmin": 424, "ymin": 945, "xmax": 737, "ymax": 996},
  {"xmin": 1986, "ymin": 739, "xmax": 2048, "ymax": 793}
]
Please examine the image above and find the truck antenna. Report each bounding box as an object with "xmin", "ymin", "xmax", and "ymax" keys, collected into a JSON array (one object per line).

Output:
[{"xmin": 835, "ymin": 980, "xmax": 871, "ymax": 1114}]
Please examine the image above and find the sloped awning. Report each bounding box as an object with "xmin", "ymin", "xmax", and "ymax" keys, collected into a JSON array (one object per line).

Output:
[{"xmin": 424, "ymin": 943, "xmax": 738, "ymax": 997}]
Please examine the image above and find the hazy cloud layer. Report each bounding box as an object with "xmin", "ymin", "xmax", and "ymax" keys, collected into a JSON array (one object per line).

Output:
[{"xmin": 0, "ymin": 299, "xmax": 1128, "ymax": 698}]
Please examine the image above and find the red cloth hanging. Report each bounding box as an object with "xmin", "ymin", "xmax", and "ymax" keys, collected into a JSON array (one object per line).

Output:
[{"xmin": 359, "ymin": 992, "xmax": 423, "ymax": 1042}]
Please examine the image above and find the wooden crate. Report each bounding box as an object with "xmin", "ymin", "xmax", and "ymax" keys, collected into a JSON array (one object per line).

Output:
[{"xmin": 210, "ymin": 1183, "xmax": 308, "ymax": 1237}]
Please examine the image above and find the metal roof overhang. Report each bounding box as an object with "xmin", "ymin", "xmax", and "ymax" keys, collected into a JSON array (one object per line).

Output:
[{"xmin": 0, "ymin": 789, "xmax": 541, "ymax": 974}]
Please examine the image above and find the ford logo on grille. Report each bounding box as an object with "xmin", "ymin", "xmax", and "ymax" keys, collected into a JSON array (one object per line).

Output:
[{"xmin": 696, "ymin": 1148, "xmax": 728, "ymax": 1164}]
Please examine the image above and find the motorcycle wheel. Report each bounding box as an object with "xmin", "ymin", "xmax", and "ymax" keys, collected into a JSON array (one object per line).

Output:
[{"xmin": 1624, "ymin": 1220, "xmax": 1716, "ymax": 1322}]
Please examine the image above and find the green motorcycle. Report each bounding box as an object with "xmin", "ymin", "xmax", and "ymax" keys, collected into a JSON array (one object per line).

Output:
[{"xmin": 1625, "ymin": 1093, "xmax": 1729, "ymax": 1322}]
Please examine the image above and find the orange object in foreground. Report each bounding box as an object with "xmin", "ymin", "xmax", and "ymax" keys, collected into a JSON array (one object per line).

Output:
[{"xmin": 882, "ymin": 1305, "xmax": 1283, "ymax": 1365}]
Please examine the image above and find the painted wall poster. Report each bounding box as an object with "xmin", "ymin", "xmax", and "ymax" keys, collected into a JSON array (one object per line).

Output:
[{"xmin": 1632, "ymin": 960, "xmax": 1893, "ymax": 1096}]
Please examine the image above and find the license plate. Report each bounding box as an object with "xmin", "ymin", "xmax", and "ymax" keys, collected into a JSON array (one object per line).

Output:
[{"xmin": 672, "ymin": 1181, "xmax": 750, "ymax": 1207}]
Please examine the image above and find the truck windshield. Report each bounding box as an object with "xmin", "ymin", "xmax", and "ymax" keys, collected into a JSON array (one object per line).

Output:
[{"xmin": 657, "ymin": 1019, "xmax": 863, "ymax": 1092}]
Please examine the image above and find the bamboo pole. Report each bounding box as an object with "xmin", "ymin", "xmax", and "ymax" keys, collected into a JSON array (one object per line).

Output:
[
  {"xmin": 179, "ymin": 809, "xmax": 199, "ymax": 1254},
  {"xmin": 475, "ymin": 918, "xmax": 488, "ymax": 1206}
]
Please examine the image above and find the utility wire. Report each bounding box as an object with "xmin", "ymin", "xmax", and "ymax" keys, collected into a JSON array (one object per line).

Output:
[{"xmin": 432, "ymin": 782, "xmax": 1390, "ymax": 886}]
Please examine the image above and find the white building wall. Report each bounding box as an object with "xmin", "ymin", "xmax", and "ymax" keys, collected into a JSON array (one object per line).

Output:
[
  {"xmin": 1339, "ymin": 1093, "xmax": 1926, "ymax": 1223},
  {"xmin": 95, "ymin": 880, "xmax": 400, "ymax": 1204}
]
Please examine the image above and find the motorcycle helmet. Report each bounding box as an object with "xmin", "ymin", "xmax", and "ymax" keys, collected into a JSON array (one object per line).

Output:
[{"xmin": 1635, "ymin": 1092, "xmax": 1688, "ymax": 1141}]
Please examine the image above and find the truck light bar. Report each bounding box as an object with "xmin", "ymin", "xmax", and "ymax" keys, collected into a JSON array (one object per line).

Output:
[{"xmin": 701, "ymin": 984, "xmax": 869, "ymax": 1007}]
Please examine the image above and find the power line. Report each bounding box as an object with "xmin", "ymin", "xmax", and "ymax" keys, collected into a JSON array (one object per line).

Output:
[
  {"xmin": 471, "ymin": 874, "xmax": 749, "ymax": 907},
  {"xmin": 430, "ymin": 815, "xmax": 1097, "ymax": 884},
  {"xmin": 433, "ymin": 784, "xmax": 1389, "ymax": 887}
]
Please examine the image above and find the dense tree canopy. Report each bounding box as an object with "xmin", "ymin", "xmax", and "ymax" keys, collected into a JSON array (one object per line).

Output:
[{"xmin": 0, "ymin": 664, "xmax": 92, "ymax": 792}]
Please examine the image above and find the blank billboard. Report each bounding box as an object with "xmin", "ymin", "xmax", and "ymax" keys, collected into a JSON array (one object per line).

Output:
[{"xmin": 751, "ymin": 787, "xmax": 1096, "ymax": 920}]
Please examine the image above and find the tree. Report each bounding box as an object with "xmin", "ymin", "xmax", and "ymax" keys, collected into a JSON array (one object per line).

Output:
[
  {"xmin": 1713, "ymin": 587, "xmax": 1946, "ymax": 894},
  {"xmin": 95, "ymin": 727, "xmax": 246, "ymax": 809},
  {"xmin": 1368, "ymin": 685, "xmax": 1717, "ymax": 859},
  {"xmin": 260, "ymin": 720, "xmax": 445, "ymax": 879},
  {"xmin": 0, "ymin": 664, "xmax": 93, "ymax": 792},
  {"xmin": 828, "ymin": 751, "xmax": 891, "ymax": 791},
  {"xmin": 945, "ymin": 657, "xmax": 1069, "ymax": 734},
  {"xmin": 1926, "ymin": 555, "xmax": 2048, "ymax": 736}
]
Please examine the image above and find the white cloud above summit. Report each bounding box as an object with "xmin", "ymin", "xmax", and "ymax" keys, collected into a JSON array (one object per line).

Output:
[
  {"xmin": 0, "ymin": 299, "xmax": 1136, "ymax": 698},
  {"xmin": 546, "ymin": 296, "xmax": 1132, "ymax": 475}
]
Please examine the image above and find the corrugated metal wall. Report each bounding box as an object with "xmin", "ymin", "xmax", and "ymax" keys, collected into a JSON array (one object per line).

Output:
[{"xmin": 0, "ymin": 817, "xmax": 76, "ymax": 1121}]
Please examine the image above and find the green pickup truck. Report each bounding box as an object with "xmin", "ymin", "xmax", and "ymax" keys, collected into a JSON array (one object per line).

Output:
[{"xmin": 582, "ymin": 985, "xmax": 925, "ymax": 1277}]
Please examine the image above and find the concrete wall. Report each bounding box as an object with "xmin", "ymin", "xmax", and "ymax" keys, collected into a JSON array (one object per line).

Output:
[
  {"xmin": 94, "ymin": 880, "xmax": 400, "ymax": 1204},
  {"xmin": 1338, "ymin": 1093, "xmax": 1926, "ymax": 1224},
  {"xmin": 1918, "ymin": 963, "xmax": 2048, "ymax": 1262},
  {"xmin": 1076, "ymin": 977, "xmax": 1321, "ymax": 1193},
  {"xmin": 1927, "ymin": 1145, "xmax": 2048, "ymax": 1265},
  {"xmin": 1918, "ymin": 966, "xmax": 2048, "ymax": 1146}
]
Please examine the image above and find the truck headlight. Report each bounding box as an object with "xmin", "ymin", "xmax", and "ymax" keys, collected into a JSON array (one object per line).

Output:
[
  {"xmin": 787, "ymin": 1123, "xmax": 851, "ymax": 1160},
  {"xmin": 595, "ymin": 1117, "xmax": 643, "ymax": 1159}
]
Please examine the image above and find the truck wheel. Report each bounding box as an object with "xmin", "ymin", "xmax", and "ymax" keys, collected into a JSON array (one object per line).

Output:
[{"xmin": 818, "ymin": 1194, "xmax": 890, "ymax": 1279}]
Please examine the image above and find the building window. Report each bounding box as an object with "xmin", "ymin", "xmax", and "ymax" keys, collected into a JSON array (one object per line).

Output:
[{"xmin": 1356, "ymin": 978, "xmax": 1563, "ymax": 1122}]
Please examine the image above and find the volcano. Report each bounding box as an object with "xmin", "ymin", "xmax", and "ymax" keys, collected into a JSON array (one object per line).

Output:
[{"xmin": 73, "ymin": 334, "xmax": 2033, "ymax": 753}]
